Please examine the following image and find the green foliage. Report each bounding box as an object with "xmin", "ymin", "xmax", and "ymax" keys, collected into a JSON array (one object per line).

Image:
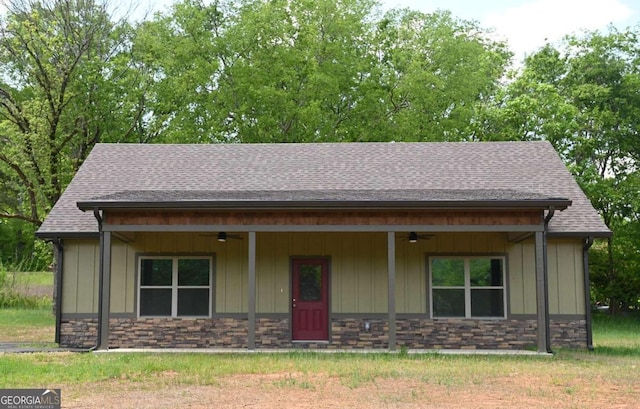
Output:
[
  {"xmin": 134, "ymin": 0, "xmax": 511, "ymax": 143},
  {"xmin": 0, "ymin": 219, "xmax": 52, "ymax": 270},
  {"xmin": 2, "ymin": 0, "xmax": 110, "ymax": 223},
  {"xmin": 0, "ymin": 0, "xmax": 151, "ymax": 266},
  {"xmin": 0, "ymin": 291, "xmax": 51, "ymax": 309},
  {"xmin": 590, "ymin": 217, "xmax": 640, "ymax": 311},
  {"xmin": 371, "ymin": 9, "xmax": 511, "ymax": 141}
]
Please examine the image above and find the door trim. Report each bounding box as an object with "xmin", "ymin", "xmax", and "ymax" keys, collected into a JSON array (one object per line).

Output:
[{"xmin": 290, "ymin": 256, "xmax": 331, "ymax": 342}]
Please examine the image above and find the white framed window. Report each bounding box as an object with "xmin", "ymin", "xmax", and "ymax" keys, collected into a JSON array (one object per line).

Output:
[
  {"xmin": 429, "ymin": 256, "xmax": 506, "ymax": 319},
  {"xmin": 138, "ymin": 256, "xmax": 213, "ymax": 317}
]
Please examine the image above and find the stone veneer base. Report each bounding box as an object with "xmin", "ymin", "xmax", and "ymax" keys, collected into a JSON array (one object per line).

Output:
[{"xmin": 59, "ymin": 317, "xmax": 587, "ymax": 350}]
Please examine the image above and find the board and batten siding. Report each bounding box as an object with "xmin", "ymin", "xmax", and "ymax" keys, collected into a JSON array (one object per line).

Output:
[
  {"xmin": 61, "ymin": 239, "xmax": 100, "ymax": 314},
  {"xmin": 60, "ymin": 233, "xmax": 585, "ymax": 317},
  {"xmin": 508, "ymin": 238, "xmax": 585, "ymax": 315},
  {"xmin": 396, "ymin": 232, "xmax": 509, "ymax": 314},
  {"xmin": 60, "ymin": 233, "xmax": 247, "ymax": 314},
  {"xmin": 134, "ymin": 232, "xmax": 248, "ymax": 314},
  {"xmin": 256, "ymin": 232, "xmax": 389, "ymax": 314}
]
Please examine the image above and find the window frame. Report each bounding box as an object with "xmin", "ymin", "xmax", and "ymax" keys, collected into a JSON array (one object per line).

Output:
[
  {"xmin": 428, "ymin": 255, "xmax": 507, "ymax": 319},
  {"xmin": 137, "ymin": 255, "xmax": 214, "ymax": 318}
]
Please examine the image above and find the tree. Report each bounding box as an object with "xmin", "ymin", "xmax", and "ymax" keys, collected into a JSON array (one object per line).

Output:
[
  {"xmin": 134, "ymin": 0, "xmax": 511, "ymax": 143},
  {"xmin": 475, "ymin": 27, "xmax": 640, "ymax": 312},
  {"xmin": 0, "ymin": 0, "xmax": 148, "ymax": 241},
  {"xmin": 370, "ymin": 8, "xmax": 511, "ymax": 141},
  {"xmin": 130, "ymin": 0, "xmax": 230, "ymax": 142}
]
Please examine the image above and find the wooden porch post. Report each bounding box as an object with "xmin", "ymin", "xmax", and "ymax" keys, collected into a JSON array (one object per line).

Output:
[
  {"xmin": 387, "ymin": 232, "xmax": 396, "ymax": 351},
  {"xmin": 97, "ymin": 230, "xmax": 111, "ymax": 350},
  {"xmin": 248, "ymin": 231, "xmax": 256, "ymax": 350},
  {"xmin": 534, "ymin": 231, "xmax": 549, "ymax": 353}
]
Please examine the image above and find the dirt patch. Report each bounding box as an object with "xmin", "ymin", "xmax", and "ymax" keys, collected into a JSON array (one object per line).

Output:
[{"xmin": 59, "ymin": 372, "xmax": 639, "ymax": 409}]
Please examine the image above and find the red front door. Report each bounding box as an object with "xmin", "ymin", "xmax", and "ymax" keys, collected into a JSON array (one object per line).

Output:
[{"xmin": 292, "ymin": 258, "xmax": 329, "ymax": 341}]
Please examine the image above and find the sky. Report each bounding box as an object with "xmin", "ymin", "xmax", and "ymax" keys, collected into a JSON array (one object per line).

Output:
[
  {"xmin": 382, "ymin": 0, "xmax": 638, "ymax": 61},
  {"xmin": 133, "ymin": 0, "xmax": 638, "ymax": 63},
  {"xmin": 1, "ymin": 0, "xmax": 637, "ymax": 63}
]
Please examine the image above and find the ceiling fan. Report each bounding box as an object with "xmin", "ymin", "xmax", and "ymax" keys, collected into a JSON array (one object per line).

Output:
[
  {"xmin": 406, "ymin": 232, "xmax": 434, "ymax": 242},
  {"xmin": 199, "ymin": 232, "xmax": 244, "ymax": 242}
]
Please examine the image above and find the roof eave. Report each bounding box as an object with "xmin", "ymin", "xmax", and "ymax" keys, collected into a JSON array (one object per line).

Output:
[
  {"xmin": 35, "ymin": 231, "xmax": 100, "ymax": 240},
  {"xmin": 77, "ymin": 199, "xmax": 572, "ymax": 211},
  {"xmin": 547, "ymin": 231, "xmax": 612, "ymax": 239}
]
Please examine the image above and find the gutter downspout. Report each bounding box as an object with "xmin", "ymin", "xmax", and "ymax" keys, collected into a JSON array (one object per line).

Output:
[
  {"xmin": 543, "ymin": 207, "xmax": 555, "ymax": 353},
  {"xmin": 53, "ymin": 239, "xmax": 63, "ymax": 345},
  {"xmin": 93, "ymin": 209, "xmax": 104, "ymax": 351},
  {"xmin": 583, "ymin": 237, "xmax": 595, "ymax": 351}
]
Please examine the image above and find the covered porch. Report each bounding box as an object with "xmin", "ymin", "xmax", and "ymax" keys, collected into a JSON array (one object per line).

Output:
[{"xmin": 83, "ymin": 204, "xmax": 566, "ymax": 352}]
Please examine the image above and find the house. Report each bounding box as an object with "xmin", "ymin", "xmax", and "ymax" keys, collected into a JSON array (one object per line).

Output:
[{"xmin": 36, "ymin": 141, "xmax": 611, "ymax": 351}]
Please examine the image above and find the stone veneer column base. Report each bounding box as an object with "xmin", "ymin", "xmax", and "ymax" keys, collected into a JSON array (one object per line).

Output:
[
  {"xmin": 397, "ymin": 318, "xmax": 587, "ymax": 350},
  {"xmin": 60, "ymin": 317, "xmax": 248, "ymax": 349},
  {"xmin": 59, "ymin": 317, "xmax": 587, "ymax": 350}
]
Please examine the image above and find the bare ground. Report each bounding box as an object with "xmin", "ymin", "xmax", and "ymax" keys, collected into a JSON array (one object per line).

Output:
[{"xmin": 59, "ymin": 371, "xmax": 639, "ymax": 409}]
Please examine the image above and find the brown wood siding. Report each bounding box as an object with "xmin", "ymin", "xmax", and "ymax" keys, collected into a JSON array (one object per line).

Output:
[{"xmin": 106, "ymin": 209, "xmax": 543, "ymax": 226}]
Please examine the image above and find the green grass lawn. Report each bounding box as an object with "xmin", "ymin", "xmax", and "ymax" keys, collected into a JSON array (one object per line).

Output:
[
  {"xmin": 0, "ymin": 310, "xmax": 637, "ymax": 407},
  {"xmin": 0, "ymin": 350, "xmax": 625, "ymax": 385},
  {"xmin": 591, "ymin": 312, "xmax": 640, "ymax": 356},
  {"xmin": 0, "ymin": 269, "xmax": 54, "ymax": 342},
  {"xmin": 1, "ymin": 270, "xmax": 53, "ymax": 309},
  {"xmin": 0, "ymin": 307, "xmax": 55, "ymax": 342},
  {"xmin": 0, "ymin": 345, "xmax": 638, "ymax": 408},
  {"xmin": 1, "ymin": 270, "xmax": 54, "ymax": 288},
  {"xmin": 15, "ymin": 271, "xmax": 54, "ymax": 287},
  {"xmin": 0, "ymin": 311, "xmax": 637, "ymax": 383}
]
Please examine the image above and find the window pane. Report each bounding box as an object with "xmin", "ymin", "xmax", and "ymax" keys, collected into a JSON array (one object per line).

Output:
[
  {"xmin": 178, "ymin": 259, "xmax": 210, "ymax": 286},
  {"xmin": 178, "ymin": 289, "xmax": 210, "ymax": 316},
  {"xmin": 470, "ymin": 259, "xmax": 503, "ymax": 287},
  {"xmin": 471, "ymin": 289, "xmax": 504, "ymax": 317},
  {"xmin": 299, "ymin": 264, "xmax": 322, "ymax": 301},
  {"xmin": 432, "ymin": 259, "xmax": 464, "ymax": 286},
  {"xmin": 140, "ymin": 289, "xmax": 172, "ymax": 316},
  {"xmin": 433, "ymin": 289, "xmax": 465, "ymax": 317},
  {"xmin": 141, "ymin": 259, "xmax": 172, "ymax": 286}
]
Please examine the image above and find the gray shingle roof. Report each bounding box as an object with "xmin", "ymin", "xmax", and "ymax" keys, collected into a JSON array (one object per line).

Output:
[{"xmin": 36, "ymin": 141, "xmax": 611, "ymax": 237}]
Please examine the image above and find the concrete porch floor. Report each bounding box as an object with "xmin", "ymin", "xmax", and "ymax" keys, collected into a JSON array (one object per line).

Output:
[
  {"xmin": 0, "ymin": 342, "xmax": 552, "ymax": 356},
  {"xmin": 93, "ymin": 348, "xmax": 552, "ymax": 356}
]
